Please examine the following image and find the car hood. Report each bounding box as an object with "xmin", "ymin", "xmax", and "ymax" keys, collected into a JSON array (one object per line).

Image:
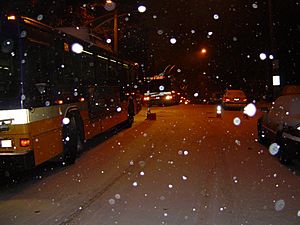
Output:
[{"xmin": 283, "ymin": 114, "xmax": 300, "ymax": 127}]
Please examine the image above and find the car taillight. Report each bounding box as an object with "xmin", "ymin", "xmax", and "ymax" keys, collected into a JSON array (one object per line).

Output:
[
  {"xmin": 143, "ymin": 96, "xmax": 150, "ymax": 101},
  {"xmin": 225, "ymin": 98, "xmax": 230, "ymax": 102},
  {"xmin": 243, "ymin": 98, "xmax": 247, "ymax": 102}
]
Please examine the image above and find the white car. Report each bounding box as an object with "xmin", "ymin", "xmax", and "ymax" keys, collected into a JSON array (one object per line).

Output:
[
  {"xmin": 221, "ymin": 89, "xmax": 247, "ymax": 109},
  {"xmin": 257, "ymin": 93, "xmax": 300, "ymax": 163}
]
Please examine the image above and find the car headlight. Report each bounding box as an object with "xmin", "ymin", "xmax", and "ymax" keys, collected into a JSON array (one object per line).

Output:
[
  {"xmin": 294, "ymin": 125, "xmax": 300, "ymax": 137},
  {"xmin": 288, "ymin": 124, "xmax": 300, "ymax": 138}
]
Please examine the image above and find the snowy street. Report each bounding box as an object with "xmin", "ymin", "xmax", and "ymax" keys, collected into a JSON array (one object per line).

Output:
[{"xmin": 1, "ymin": 104, "xmax": 300, "ymax": 225}]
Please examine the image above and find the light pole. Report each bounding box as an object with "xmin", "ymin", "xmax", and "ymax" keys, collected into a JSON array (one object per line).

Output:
[
  {"xmin": 113, "ymin": 11, "xmax": 118, "ymax": 54},
  {"xmin": 86, "ymin": 1, "xmax": 146, "ymax": 55}
]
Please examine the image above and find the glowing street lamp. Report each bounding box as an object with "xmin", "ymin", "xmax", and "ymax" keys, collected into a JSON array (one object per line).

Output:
[{"xmin": 197, "ymin": 47, "xmax": 207, "ymax": 58}]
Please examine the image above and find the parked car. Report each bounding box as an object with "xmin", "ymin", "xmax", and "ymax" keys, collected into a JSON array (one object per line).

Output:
[
  {"xmin": 257, "ymin": 94, "xmax": 300, "ymax": 164},
  {"xmin": 221, "ymin": 89, "xmax": 247, "ymax": 109},
  {"xmin": 278, "ymin": 117, "xmax": 300, "ymax": 164}
]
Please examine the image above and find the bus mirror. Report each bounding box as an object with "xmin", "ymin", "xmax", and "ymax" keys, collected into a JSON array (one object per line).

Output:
[{"xmin": 35, "ymin": 83, "xmax": 47, "ymax": 94}]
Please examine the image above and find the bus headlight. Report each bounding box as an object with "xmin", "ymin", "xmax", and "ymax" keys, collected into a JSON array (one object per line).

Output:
[{"xmin": 165, "ymin": 95, "xmax": 173, "ymax": 100}]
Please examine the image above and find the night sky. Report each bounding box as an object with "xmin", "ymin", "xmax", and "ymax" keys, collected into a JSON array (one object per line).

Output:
[
  {"xmin": 133, "ymin": 0, "xmax": 299, "ymax": 97},
  {"xmin": 1, "ymin": 0, "xmax": 299, "ymax": 98}
]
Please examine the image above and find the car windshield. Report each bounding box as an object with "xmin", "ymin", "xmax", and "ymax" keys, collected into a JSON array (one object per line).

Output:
[
  {"xmin": 0, "ymin": 1, "xmax": 299, "ymax": 225},
  {"xmin": 225, "ymin": 90, "xmax": 246, "ymax": 97}
]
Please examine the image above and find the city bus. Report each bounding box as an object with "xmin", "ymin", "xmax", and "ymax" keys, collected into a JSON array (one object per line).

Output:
[
  {"xmin": 0, "ymin": 14, "xmax": 141, "ymax": 173},
  {"xmin": 142, "ymin": 75, "xmax": 181, "ymax": 106}
]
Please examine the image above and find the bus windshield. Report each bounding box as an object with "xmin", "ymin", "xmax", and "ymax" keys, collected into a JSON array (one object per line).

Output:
[{"xmin": 145, "ymin": 79, "xmax": 172, "ymax": 93}]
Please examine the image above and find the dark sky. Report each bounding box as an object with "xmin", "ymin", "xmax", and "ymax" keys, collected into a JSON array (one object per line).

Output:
[
  {"xmin": 136, "ymin": 0, "xmax": 299, "ymax": 91},
  {"xmin": 0, "ymin": 0, "xmax": 299, "ymax": 95},
  {"xmin": 135, "ymin": 1, "xmax": 271, "ymax": 89}
]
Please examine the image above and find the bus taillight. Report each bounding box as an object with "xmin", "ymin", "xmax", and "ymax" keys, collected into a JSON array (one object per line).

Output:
[
  {"xmin": 7, "ymin": 15, "xmax": 16, "ymax": 20},
  {"xmin": 20, "ymin": 138, "xmax": 30, "ymax": 147}
]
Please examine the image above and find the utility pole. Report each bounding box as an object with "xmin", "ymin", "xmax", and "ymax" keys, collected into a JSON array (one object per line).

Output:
[{"xmin": 113, "ymin": 11, "xmax": 118, "ymax": 54}]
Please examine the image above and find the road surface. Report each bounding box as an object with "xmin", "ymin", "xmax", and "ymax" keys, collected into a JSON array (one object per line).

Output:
[{"xmin": 1, "ymin": 104, "xmax": 300, "ymax": 225}]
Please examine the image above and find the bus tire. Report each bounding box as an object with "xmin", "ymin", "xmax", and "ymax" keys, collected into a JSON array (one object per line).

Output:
[
  {"xmin": 62, "ymin": 116, "xmax": 79, "ymax": 165},
  {"xmin": 74, "ymin": 112, "xmax": 85, "ymax": 154}
]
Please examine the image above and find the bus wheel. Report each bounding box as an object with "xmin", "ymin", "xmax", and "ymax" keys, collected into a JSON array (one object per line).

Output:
[{"xmin": 62, "ymin": 116, "xmax": 79, "ymax": 165}]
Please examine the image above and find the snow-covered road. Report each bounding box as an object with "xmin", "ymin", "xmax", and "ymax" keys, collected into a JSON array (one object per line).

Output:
[{"xmin": 1, "ymin": 104, "xmax": 300, "ymax": 225}]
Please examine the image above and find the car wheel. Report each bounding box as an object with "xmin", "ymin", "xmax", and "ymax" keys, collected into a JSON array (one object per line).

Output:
[{"xmin": 276, "ymin": 130, "xmax": 292, "ymax": 165}]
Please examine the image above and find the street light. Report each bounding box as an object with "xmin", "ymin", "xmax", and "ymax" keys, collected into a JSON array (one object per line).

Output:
[
  {"xmin": 196, "ymin": 47, "xmax": 207, "ymax": 58},
  {"xmin": 201, "ymin": 48, "xmax": 207, "ymax": 55}
]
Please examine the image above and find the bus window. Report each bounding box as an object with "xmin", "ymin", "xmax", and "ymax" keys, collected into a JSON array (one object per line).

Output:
[
  {"xmin": 94, "ymin": 56, "xmax": 108, "ymax": 83},
  {"xmin": 87, "ymin": 85, "xmax": 106, "ymax": 119},
  {"xmin": 24, "ymin": 41, "xmax": 54, "ymax": 107},
  {"xmin": 0, "ymin": 38, "xmax": 18, "ymax": 101},
  {"xmin": 108, "ymin": 60, "xmax": 118, "ymax": 83},
  {"xmin": 81, "ymin": 54, "xmax": 94, "ymax": 81}
]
